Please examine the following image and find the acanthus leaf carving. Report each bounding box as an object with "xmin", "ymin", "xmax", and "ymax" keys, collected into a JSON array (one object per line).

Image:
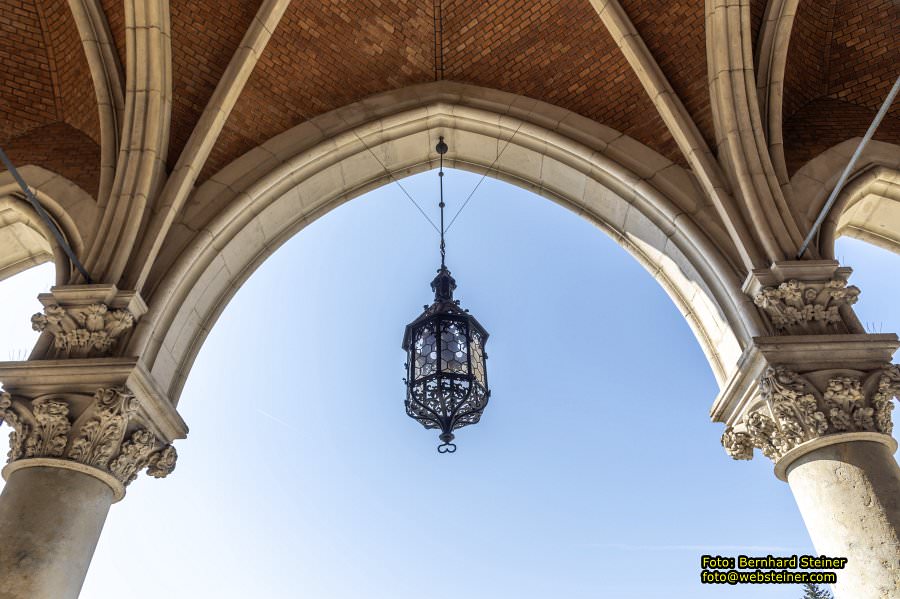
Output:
[
  {"xmin": 0, "ymin": 392, "xmax": 28, "ymax": 462},
  {"xmin": 1, "ymin": 388, "xmax": 177, "ymax": 492},
  {"xmin": 31, "ymin": 303, "xmax": 135, "ymax": 357},
  {"xmin": 721, "ymin": 429, "xmax": 753, "ymax": 460},
  {"xmin": 109, "ymin": 429, "xmax": 157, "ymax": 485},
  {"xmin": 68, "ymin": 387, "xmax": 139, "ymax": 469},
  {"xmin": 146, "ymin": 445, "xmax": 177, "ymax": 478},
  {"xmin": 24, "ymin": 399, "xmax": 70, "ymax": 458},
  {"xmin": 822, "ymin": 376, "xmax": 863, "ymax": 432},
  {"xmin": 722, "ymin": 365, "xmax": 897, "ymax": 463},
  {"xmin": 872, "ymin": 364, "xmax": 900, "ymax": 435},
  {"xmin": 745, "ymin": 410, "xmax": 783, "ymax": 460},
  {"xmin": 761, "ymin": 367, "xmax": 826, "ymax": 450},
  {"xmin": 753, "ymin": 279, "xmax": 859, "ymax": 334}
]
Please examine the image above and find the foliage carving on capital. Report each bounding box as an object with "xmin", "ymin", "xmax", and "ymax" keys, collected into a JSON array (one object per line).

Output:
[
  {"xmin": 823, "ymin": 377, "xmax": 868, "ymax": 432},
  {"xmin": 31, "ymin": 303, "xmax": 135, "ymax": 357},
  {"xmin": 753, "ymin": 279, "xmax": 859, "ymax": 334},
  {"xmin": 0, "ymin": 392, "xmax": 27, "ymax": 461},
  {"xmin": 0, "ymin": 388, "xmax": 177, "ymax": 488},
  {"xmin": 872, "ymin": 364, "xmax": 900, "ymax": 435},
  {"xmin": 25, "ymin": 399, "xmax": 71, "ymax": 459},
  {"xmin": 68, "ymin": 387, "xmax": 139, "ymax": 469},
  {"xmin": 146, "ymin": 445, "xmax": 178, "ymax": 478},
  {"xmin": 721, "ymin": 428, "xmax": 753, "ymax": 460},
  {"xmin": 109, "ymin": 429, "xmax": 159, "ymax": 484},
  {"xmin": 721, "ymin": 366, "xmax": 898, "ymax": 463}
]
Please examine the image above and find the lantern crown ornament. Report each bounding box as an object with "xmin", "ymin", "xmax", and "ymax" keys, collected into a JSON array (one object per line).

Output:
[{"xmin": 402, "ymin": 137, "xmax": 490, "ymax": 453}]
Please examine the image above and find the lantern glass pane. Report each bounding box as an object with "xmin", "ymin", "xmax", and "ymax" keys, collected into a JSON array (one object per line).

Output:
[
  {"xmin": 470, "ymin": 330, "xmax": 486, "ymax": 385},
  {"xmin": 439, "ymin": 319, "xmax": 469, "ymax": 374},
  {"xmin": 413, "ymin": 323, "xmax": 437, "ymax": 378}
]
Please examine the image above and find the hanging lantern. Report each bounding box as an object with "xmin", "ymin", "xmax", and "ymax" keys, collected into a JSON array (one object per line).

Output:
[{"xmin": 401, "ymin": 138, "xmax": 490, "ymax": 453}]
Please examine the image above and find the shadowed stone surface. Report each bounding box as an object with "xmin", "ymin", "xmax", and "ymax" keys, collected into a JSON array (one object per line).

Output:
[
  {"xmin": 787, "ymin": 440, "xmax": 900, "ymax": 599},
  {"xmin": 0, "ymin": 467, "xmax": 113, "ymax": 599}
]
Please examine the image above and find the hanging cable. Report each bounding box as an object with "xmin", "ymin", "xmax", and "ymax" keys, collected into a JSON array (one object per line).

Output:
[
  {"xmin": 348, "ymin": 128, "xmax": 440, "ymax": 234},
  {"xmin": 445, "ymin": 118, "xmax": 527, "ymax": 232},
  {"xmin": 333, "ymin": 0, "xmax": 451, "ymax": 236},
  {"xmin": 433, "ymin": 0, "xmax": 447, "ymax": 267},
  {"xmin": 349, "ymin": 0, "xmax": 529, "ymax": 239}
]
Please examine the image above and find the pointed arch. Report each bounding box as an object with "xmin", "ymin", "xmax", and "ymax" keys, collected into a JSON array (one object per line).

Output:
[
  {"xmin": 790, "ymin": 142, "xmax": 900, "ymax": 259},
  {"xmin": 127, "ymin": 83, "xmax": 757, "ymax": 406},
  {"xmin": 0, "ymin": 165, "xmax": 98, "ymax": 286},
  {"xmin": 789, "ymin": 139, "xmax": 900, "ymax": 258}
]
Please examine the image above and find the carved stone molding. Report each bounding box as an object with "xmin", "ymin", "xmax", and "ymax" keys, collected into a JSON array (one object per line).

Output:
[
  {"xmin": 753, "ymin": 279, "xmax": 860, "ymax": 334},
  {"xmin": 722, "ymin": 365, "xmax": 899, "ymax": 463},
  {"xmin": 32, "ymin": 303, "xmax": 135, "ymax": 357},
  {"xmin": 0, "ymin": 387, "xmax": 177, "ymax": 494}
]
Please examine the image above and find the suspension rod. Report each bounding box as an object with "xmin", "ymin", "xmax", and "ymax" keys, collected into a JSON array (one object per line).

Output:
[
  {"xmin": 797, "ymin": 75, "xmax": 900, "ymax": 258},
  {"xmin": 0, "ymin": 146, "xmax": 93, "ymax": 283}
]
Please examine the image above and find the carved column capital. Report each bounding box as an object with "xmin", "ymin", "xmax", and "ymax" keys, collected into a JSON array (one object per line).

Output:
[
  {"xmin": 29, "ymin": 285, "xmax": 147, "ymax": 359},
  {"xmin": 720, "ymin": 364, "xmax": 899, "ymax": 479},
  {"xmin": 0, "ymin": 358, "xmax": 186, "ymax": 501},
  {"xmin": 31, "ymin": 304, "xmax": 135, "ymax": 357},
  {"xmin": 726, "ymin": 260, "xmax": 897, "ymax": 466},
  {"xmin": 752, "ymin": 279, "xmax": 859, "ymax": 334},
  {"xmin": 0, "ymin": 387, "xmax": 177, "ymax": 500},
  {"xmin": 743, "ymin": 260, "xmax": 865, "ymax": 335}
]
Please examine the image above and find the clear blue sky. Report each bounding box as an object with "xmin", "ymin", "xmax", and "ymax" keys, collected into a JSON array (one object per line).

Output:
[{"xmin": 1, "ymin": 169, "xmax": 898, "ymax": 598}]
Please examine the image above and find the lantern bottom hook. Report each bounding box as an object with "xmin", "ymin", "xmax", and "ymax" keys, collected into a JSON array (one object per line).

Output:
[
  {"xmin": 438, "ymin": 432, "xmax": 456, "ymax": 453},
  {"xmin": 437, "ymin": 442, "xmax": 457, "ymax": 453}
]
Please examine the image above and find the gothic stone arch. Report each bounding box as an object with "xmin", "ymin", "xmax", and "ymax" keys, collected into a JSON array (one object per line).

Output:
[
  {"xmin": 130, "ymin": 84, "xmax": 749, "ymax": 409},
  {"xmin": 0, "ymin": 165, "xmax": 98, "ymax": 286},
  {"xmin": 789, "ymin": 139, "xmax": 900, "ymax": 258},
  {"xmin": 1, "ymin": 2, "xmax": 899, "ymax": 598}
]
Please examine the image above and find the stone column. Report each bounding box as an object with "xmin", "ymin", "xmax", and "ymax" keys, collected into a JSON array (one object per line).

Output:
[
  {"xmin": 722, "ymin": 366, "xmax": 900, "ymax": 598},
  {"xmin": 0, "ymin": 284, "xmax": 187, "ymax": 599},
  {"xmin": 0, "ymin": 386, "xmax": 180, "ymax": 599},
  {"xmin": 0, "ymin": 466, "xmax": 114, "ymax": 599},
  {"xmin": 787, "ymin": 440, "xmax": 900, "ymax": 598},
  {"xmin": 714, "ymin": 261, "xmax": 900, "ymax": 599}
]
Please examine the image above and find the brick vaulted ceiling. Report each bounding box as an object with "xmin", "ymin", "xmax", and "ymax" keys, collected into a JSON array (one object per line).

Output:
[
  {"xmin": 204, "ymin": 0, "xmax": 688, "ymax": 182},
  {"xmin": 782, "ymin": 0, "xmax": 900, "ymax": 175},
  {"xmin": 0, "ymin": 0, "xmax": 897, "ymax": 197},
  {"xmin": 0, "ymin": 0, "xmax": 100, "ymax": 194}
]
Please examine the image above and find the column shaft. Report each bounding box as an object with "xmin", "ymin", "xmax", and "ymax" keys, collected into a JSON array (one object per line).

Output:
[
  {"xmin": 787, "ymin": 440, "xmax": 900, "ymax": 599},
  {"xmin": 0, "ymin": 467, "xmax": 113, "ymax": 599}
]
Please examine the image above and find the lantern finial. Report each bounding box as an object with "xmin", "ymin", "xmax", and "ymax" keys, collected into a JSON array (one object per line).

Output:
[{"xmin": 430, "ymin": 265, "xmax": 456, "ymax": 302}]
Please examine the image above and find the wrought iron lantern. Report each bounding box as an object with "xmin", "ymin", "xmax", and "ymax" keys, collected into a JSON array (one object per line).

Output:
[{"xmin": 402, "ymin": 138, "xmax": 490, "ymax": 453}]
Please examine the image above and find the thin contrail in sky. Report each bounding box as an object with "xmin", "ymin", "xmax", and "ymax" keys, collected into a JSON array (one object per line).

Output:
[{"xmin": 255, "ymin": 408, "xmax": 294, "ymax": 430}]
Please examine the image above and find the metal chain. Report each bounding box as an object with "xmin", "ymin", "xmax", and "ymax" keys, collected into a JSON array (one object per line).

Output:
[{"xmin": 438, "ymin": 143, "xmax": 446, "ymax": 267}]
